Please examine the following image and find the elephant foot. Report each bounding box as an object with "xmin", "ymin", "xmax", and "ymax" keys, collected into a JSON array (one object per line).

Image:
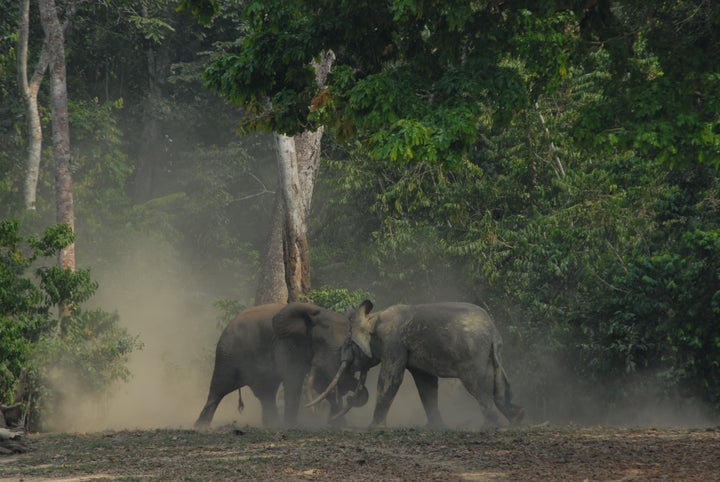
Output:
[
  {"xmin": 328, "ymin": 415, "xmax": 346, "ymax": 429},
  {"xmin": 424, "ymin": 420, "xmax": 445, "ymax": 430},
  {"xmin": 368, "ymin": 420, "xmax": 387, "ymax": 430},
  {"xmin": 194, "ymin": 419, "xmax": 211, "ymax": 431},
  {"xmin": 504, "ymin": 403, "xmax": 525, "ymax": 424}
]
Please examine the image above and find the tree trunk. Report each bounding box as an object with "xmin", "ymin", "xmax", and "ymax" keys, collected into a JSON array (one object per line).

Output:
[
  {"xmin": 269, "ymin": 128, "xmax": 323, "ymax": 303},
  {"xmin": 130, "ymin": 6, "xmax": 173, "ymax": 203},
  {"xmin": 39, "ymin": 0, "xmax": 75, "ymax": 276},
  {"xmin": 254, "ymin": 192, "xmax": 288, "ymax": 305},
  {"xmin": 18, "ymin": 0, "xmax": 47, "ymax": 211},
  {"xmin": 18, "ymin": 0, "xmax": 78, "ymax": 211},
  {"xmin": 275, "ymin": 132, "xmax": 311, "ymax": 302},
  {"xmin": 258, "ymin": 52, "xmax": 334, "ymax": 304},
  {"xmin": 0, "ymin": 368, "xmax": 28, "ymax": 453}
]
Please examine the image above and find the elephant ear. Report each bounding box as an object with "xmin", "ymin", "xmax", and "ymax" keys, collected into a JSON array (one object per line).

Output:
[
  {"xmin": 350, "ymin": 299, "xmax": 377, "ymax": 358},
  {"xmin": 272, "ymin": 302, "xmax": 322, "ymax": 338}
]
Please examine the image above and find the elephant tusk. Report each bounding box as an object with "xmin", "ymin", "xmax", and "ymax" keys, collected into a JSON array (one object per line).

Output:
[
  {"xmin": 306, "ymin": 360, "xmax": 348, "ymax": 407},
  {"xmin": 306, "ymin": 366, "xmax": 317, "ymax": 405},
  {"xmin": 357, "ymin": 369, "xmax": 367, "ymax": 388},
  {"xmin": 330, "ymin": 401, "xmax": 353, "ymax": 421}
]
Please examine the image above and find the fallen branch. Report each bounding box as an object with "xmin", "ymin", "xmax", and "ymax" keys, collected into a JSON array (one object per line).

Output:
[{"xmin": 0, "ymin": 368, "xmax": 29, "ymax": 454}]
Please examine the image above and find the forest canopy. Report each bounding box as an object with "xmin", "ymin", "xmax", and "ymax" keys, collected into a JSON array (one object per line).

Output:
[{"xmin": 1, "ymin": 0, "xmax": 719, "ymax": 425}]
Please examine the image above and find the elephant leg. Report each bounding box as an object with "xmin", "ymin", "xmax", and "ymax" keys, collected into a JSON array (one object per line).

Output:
[
  {"xmin": 460, "ymin": 372, "xmax": 510, "ymax": 428},
  {"xmin": 325, "ymin": 394, "xmax": 347, "ymax": 428},
  {"xmin": 249, "ymin": 383, "xmax": 280, "ymax": 427},
  {"xmin": 283, "ymin": 377, "xmax": 303, "ymax": 427},
  {"xmin": 282, "ymin": 367, "xmax": 309, "ymax": 427},
  {"xmin": 195, "ymin": 369, "xmax": 240, "ymax": 429},
  {"xmin": 409, "ymin": 368, "xmax": 443, "ymax": 428},
  {"xmin": 371, "ymin": 358, "xmax": 407, "ymax": 428}
]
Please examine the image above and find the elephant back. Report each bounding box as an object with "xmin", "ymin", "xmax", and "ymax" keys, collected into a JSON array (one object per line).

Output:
[
  {"xmin": 221, "ymin": 303, "xmax": 285, "ymax": 348},
  {"xmin": 272, "ymin": 302, "xmax": 322, "ymax": 338}
]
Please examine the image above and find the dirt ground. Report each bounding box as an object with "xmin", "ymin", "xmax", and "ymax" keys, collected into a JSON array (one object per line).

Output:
[{"xmin": 0, "ymin": 423, "xmax": 718, "ymax": 481}]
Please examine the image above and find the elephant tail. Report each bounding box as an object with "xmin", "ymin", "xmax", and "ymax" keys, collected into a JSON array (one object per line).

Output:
[
  {"xmin": 491, "ymin": 341, "xmax": 524, "ymax": 423},
  {"xmin": 237, "ymin": 388, "xmax": 244, "ymax": 414}
]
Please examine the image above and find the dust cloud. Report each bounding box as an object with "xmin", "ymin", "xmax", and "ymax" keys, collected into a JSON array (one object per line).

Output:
[
  {"xmin": 42, "ymin": 236, "xmax": 263, "ymax": 433},
  {"xmin": 41, "ymin": 238, "xmax": 715, "ymax": 432},
  {"xmin": 341, "ymin": 370, "xmax": 489, "ymax": 429}
]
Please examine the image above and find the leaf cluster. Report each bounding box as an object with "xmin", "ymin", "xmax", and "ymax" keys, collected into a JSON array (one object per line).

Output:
[
  {"xmin": 307, "ymin": 286, "xmax": 373, "ymax": 313},
  {"xmin": 0, "ymin": 220, "xmax": 141, "ymax": 427}
]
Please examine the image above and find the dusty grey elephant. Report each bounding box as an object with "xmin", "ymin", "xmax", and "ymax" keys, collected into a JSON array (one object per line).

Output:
[
  {"xmin": 194, "ymin": 302, "xmax": 365, "ymax": 429},
  {"xmin": 311, "ymin": 300, "xmax": 524, "ymax": 428}
]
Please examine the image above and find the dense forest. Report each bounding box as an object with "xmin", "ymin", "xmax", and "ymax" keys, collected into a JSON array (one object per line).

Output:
[{"xmin": 1, "ymin": 0, "xmax": 719, "ymax": 429}]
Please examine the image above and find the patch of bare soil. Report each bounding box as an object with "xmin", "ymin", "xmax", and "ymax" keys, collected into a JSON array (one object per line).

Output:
[{"xmin": 1, "ymin": 424, "xmax": 718, "ymax": 481}]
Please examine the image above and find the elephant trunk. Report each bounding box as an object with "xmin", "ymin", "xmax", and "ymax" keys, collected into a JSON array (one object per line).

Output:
[
  {"xmin": 330, "ymin": 370, "xmax": 369, "ymax": 420},
  {"xmin": 306, "ymin": 360, "xmax": 348, "ymax": 407},
  {"xmin": 330, "ymin": 400, "xmax": 353, "ymax": 420}
]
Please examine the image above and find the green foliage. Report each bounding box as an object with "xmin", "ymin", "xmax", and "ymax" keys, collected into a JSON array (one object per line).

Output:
[
  {"xmin": 3, "ymin": 0, "xmax": 720, "ymax": 424},
  {"xmin": 198, "ymin": 0, "xmax": 585, "ymax": 169},
  {"xmin": 0, "ymin": 221, "xmax": 73, "ymax": 320},
  {"xmin": 0, "ymin": 220, "xmax": 140, "ymax": 426},
  {"xmin": 177, "ymin": 0, "xmax": 218, "ymax": 25},
  {"xmin": 574, "ymin": 2, "xmax": 720, "ymax": 169},
  {"xmin": 568, "ymin": 171, "xmax": 720, "ymax": 408},
  {"xmin": 33, "ymin": 308, "xmax": 142, "ymax": 394},
  {"xmin": 126, "ymin": 13, "xmax": 176, "ymax": 44},
  {"xmin": 212, "ymin": 298, "xmax": 246, "ymax": 329},
  {"xmin": 307, "ymin": 287, "xmax": 373, "ymax": 312},
  {"xmin": 314, "ymin": 41, "xmax": 720, "ymax": 417},
  {"xmin": 0, "ymin": 219, "xmax": 48, "ymax": 402}
]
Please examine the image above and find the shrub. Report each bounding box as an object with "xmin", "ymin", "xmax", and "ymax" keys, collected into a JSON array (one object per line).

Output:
[{"xmin": 0, "ymin": 219, "xmax": 141, "ymax": 429}]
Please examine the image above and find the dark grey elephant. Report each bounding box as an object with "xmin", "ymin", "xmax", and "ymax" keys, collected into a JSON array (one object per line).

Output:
[
  {"xmin": 194, "ymin": 302, "xmax": 364, "ymax": 429},
  {"xmin": 312, "ymin": 300, "xmax": 524, "ymax": 428}
]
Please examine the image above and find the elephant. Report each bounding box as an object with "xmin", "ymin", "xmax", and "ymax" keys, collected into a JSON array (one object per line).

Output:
[
  {"xmin": 311, "ymin": 300, "xmax": 524, "ymax": 428},
  {"xmin": 194, "ymin": 302, "xmax": 366, "ymax": 429}
]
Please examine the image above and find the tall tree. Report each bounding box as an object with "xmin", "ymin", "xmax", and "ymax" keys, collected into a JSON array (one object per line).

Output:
[
  {"xmin": 17, "ymin": 0, "xmax": 45, "ymax": 210},
  {"xmin": 274, "ymin": 52, "xmax": 333, "ymax": 303},
  {"xmin": 186, "ymin": 1, "xmax": 340, "ymax": 303},
  {"xmin": 254, "ymin": 193, "xmax": 288, "ymax": 304},
  {"xmin": 126, "ymin": 1, "xmax": 177, "ymax": 202},
  {"xmin": 38, "ymin": 0, "xmax": 74, "ymax": 274},
  {"xmin": 255, "ymin": 52, "xmax": 333, "ymax": 304},
  {"xmin": 17, "ymin": 0, "xmax": 78, "ymax": 211}
]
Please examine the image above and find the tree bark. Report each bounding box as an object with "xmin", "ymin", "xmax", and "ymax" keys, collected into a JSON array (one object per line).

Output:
[
  {"xmin": 0, "ymin": 369, "xmax": 28, "ymax": 453},
  {"xmin": 18, "ymin": 0, "xmax": 78, "ymax": 211},
  {"xmin": 39, "ymin": 0, "xmax": 75, "ymax": 274},
  {"xmin": 275, "ymin": 132, "xmax": 311, "ymax": 302},
  {"xmin": 269, "ymin": 51, "xmax": 334, "ymax": 303},
  {"xmin": 255, "ymin": 122, "xmax": 324, "ymax": 305},
  {"xmin": 18, "ymin": 0, "xmax": 47, "ymax": 211},
  {"xmin": 254, "ymin": 191, "xmax": 288, "ymax": 304}
]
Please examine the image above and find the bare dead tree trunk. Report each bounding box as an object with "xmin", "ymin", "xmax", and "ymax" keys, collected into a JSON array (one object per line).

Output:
[
  {"xmin": 39, "ymin": 0, "xmax": 75, "ymax": 279},
  {"xmin": 254, "ymin": 192, "xmax": 288, "ymax": 304},
  {"xmin": 259, "ymin": 125, "xmax": 323, "ymax": 304},
  {"xmin": 275, "ymin": 133, "xmax": 309, "ymax": 302},
  {"xmin": 270, "ymin": 51, "xmax": 334, "ymax": 303}
]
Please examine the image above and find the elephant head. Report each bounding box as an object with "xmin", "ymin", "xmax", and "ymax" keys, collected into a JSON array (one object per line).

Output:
[
  {"xmin": 305, "ymin": 300, "xmax": 376, "ymax": 417},
  {"xmin": 348, "ymin": 299, "xmax": 377, "ymax": 358},
  {"xmin": 271, "ymin": 302, "xmax": 368, "ymax": 423}
]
